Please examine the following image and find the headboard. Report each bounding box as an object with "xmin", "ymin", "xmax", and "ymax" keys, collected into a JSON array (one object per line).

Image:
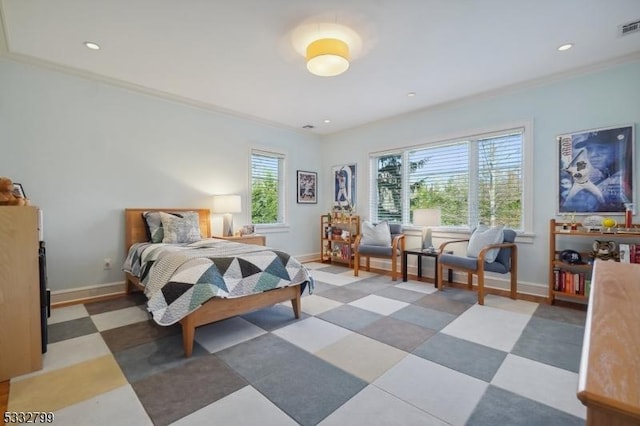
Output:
[{"xmin": 124, "ymin": 208, "xmax": 212, "ymax": 249}]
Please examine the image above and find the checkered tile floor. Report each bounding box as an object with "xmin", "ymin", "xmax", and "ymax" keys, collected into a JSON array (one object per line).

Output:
[{"xmin": 8, "ymin": 263, "xmax": 587, "ymax": 425}]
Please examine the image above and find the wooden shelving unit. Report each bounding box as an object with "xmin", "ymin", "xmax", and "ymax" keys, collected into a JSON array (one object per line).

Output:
[
  {"xmin": 320, "ymin": 215, "xmax": 360, "ymax": 268},
  {"xmin": 548, "ymin": 218, "xmax": 640, "ymax": 304}
]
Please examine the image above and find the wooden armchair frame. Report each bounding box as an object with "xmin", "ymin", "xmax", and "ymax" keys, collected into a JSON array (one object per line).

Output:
[
  {"xmin": 437, "ymin": 238, "xmax": 518, "ymax": 305},
  {"xmin": 354, "ymin": 233, "xmax": 406, "ymax": 281}
]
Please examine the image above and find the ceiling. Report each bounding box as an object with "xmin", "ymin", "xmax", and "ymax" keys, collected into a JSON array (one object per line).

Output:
[{"xmin": 1, "ymin": 0, "xmax": 640, "ymax": 135}]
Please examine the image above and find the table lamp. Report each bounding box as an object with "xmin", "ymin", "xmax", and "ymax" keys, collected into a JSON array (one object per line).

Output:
[
  {"xmin": 212, "ymin": 194, "xmax": 241, "ymax": 237},
  {"xmin": 413, "ymin": 208, "xmax": 441, "ymax": 252}
]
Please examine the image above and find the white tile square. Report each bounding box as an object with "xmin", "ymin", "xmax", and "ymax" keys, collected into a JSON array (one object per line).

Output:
[
  {"xmin": 298, "ymin": 294, "xmax": 343, "ymax": 316},
  {"xmin": 319, "ymin": 385, "xmax": 448, "ymax": 426},
  {"xmin": 440, "ymin": 304, "xmax": 531, "ymax": 352},
  {"xmin": 90, "ymin": 305, "xmax": 150, "ymax": 331},
  {"xmin": 172, "ymin": 386, "xmax": 297, "ymax": 426},
  {"xmin": 348, "ymin": 294, "xmax": 409, "ymax": 316},
  {"xmin": 55, "ymin": 385, "xmax": 152, "ymax": 426},
  {"xmin": 374, "ymin": 354, "xmax": 488, "ymax": 425},
  {"xmin": 395, "ymin": 282, "xmax": 438, "ymax": 294},
  {"xmin": 13, "ymin": 333, "xmax": 111, "ymax": 381},
  {"xmin": 272, "ymin": 317, "xmax": 352, "ymax": 353},
  {"xmin": 491, "ymin": 354, "xmax": 586, "ymax": 419},
  {"xmin": 195, "ymin": 316, "xmax": 266, "ymax": 353},
  {"xmin": 48, "ymin": 304, "xmax": 89, "ymax": 324},
  {"xmin": 310, "ymin": 269, "xmax": 364, "ymax": 286}
]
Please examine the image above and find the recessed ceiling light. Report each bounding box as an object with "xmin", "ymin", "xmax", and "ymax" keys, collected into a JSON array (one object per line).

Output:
[
  {"xmin": 407, "ymin": 92, "xmax": 416, "ymax": 97},
  {"xmin": 84, "ymin": 41, "xmax": 100, "ymax": 50},
  {"xmin": 557, "ymin": 43, "xmax": 573, "ymax": 51},
  {"xmin": 323, "ymin": 119, "xmax": 331, "ymax": 124}
]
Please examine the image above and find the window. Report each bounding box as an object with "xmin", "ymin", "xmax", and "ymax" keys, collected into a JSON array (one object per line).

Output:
[
  {"xmin": 370, "ymin": 126, "xmax": 528, "ymax": 232},
  {"xmin": 251, "ymin": 149, "xmax": 285, "ymax": 225}
]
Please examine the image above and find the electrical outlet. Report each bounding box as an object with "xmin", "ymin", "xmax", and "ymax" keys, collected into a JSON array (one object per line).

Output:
[{"xmin": 104, "ymin": 258, "xmax": 112, "ymax": 270}]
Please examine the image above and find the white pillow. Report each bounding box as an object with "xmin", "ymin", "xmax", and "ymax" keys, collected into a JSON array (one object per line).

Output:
[
  {"xmin": 360, "ymin": 221, "xmax": 391, "ymax": 246},
  {"xmin": 466, "ymin": 225, "xmax": 504, "ymax": 263},
  {"xmin": 160, "ymin": 211, "xmax": 202, "ymax": 243}
]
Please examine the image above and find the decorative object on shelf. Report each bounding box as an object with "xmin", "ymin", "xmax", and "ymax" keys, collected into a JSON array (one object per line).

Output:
[
  {"xmin": 583, "ymin": 215, "xmax": 605, "ymax": 232},
  {"xmin": 413, "ymin": 208, "xmax": 441, "ymax": 252},
  {"xmin": 557, "ymin": 124, "xmax": 633, "ymax": 214},
  {"xmin": 560, "ymin": 249, "xmax": 584, "ymax": 265},
  {"xmin": 296, "ymin": 170, "xmax": 317, "ymax": 204},
  {"xmin": 625, "ymin": 203, "xmax": 634, "ymax": 229},
  {"xmin": 332, "ymin": 164, "xmax": 356, "ymax": 211},
  {"xmin": 212, "ymin": 194, "xmax": 241, "ymax": 237},
  {"xmin": 602, "ymin": 217, "xmax": 617, "ymax": 234},
  {"xmin": 590, "ymin": 240, "xmax": 619, "ymax": 262},
  {"xmin": 239, "ymin": 225, "xmax": 255, "ymax": 236},
  {"xmin": 0, "ymin": 177, "xmax": 28, "ymax": 206}
]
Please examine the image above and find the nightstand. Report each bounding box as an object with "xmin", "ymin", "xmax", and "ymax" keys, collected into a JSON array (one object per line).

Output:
[{"xmin": 213, "ymin": 234, "xmax": 266, "ymax": 246}]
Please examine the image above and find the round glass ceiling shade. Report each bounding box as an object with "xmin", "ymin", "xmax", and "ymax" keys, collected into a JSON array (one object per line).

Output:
[{"xmin": 306, "ymin": 38, "xmax": 350, "ymax": 77}]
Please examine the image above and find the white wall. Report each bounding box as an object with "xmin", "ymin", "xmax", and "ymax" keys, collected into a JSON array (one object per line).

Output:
[
  {"xmin": 0, "ymin": 58, "xmax": 324, "ymax": 292},
  {"xmin": 322, "ymin": 60, "xmax": 640, "ymax": 294}
]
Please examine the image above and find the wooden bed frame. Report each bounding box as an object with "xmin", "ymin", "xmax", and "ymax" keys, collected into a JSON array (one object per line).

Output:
[{"xmin": 124, "ymin": 208, "xmax": 302, "ymax": 357}]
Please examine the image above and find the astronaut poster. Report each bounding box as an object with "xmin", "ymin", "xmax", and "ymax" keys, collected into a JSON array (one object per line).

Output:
[{"xmin": 558, "ymin": 125, "xmax": 634, "ymax": 214}]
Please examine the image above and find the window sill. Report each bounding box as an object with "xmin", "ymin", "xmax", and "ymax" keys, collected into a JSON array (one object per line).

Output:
[{"xmin": 254, "ymin": 223, "xmax": 290, "ymax": 234}]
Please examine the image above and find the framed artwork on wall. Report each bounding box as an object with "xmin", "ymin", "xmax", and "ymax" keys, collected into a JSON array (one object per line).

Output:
[
  {"xmin": 558, "ymin": 124, "xmax": 634, "ymax": 214},
  {"xmin": 296, "ymin": 170, "xmax": 317, "ymax": 204},
  {"xmin": 332, "ymin": 164, "xmax": 356, "ymax": 209}
]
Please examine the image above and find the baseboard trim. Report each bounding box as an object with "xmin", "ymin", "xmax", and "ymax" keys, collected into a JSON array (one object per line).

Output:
[{"xmin": 51, "ymin": 281, "xmax": 127, "ymax": 308}]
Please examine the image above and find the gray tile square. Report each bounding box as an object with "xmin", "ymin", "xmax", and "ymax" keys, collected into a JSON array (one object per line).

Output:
[
  {"xmin": 217, "ymin": 334, "xmax": 320, "ymax": 383},
  {"xmin": 316, "ymin": 304, "xmax": 383, "ymax": 331},
  {"xmin": 316, "ymin": 265, "xmax": 353, "ymax": 274},
  {"xmin": 345, "ymin": 277, "xmax": 395, "ymax": 294},
  {"xmin": 391, "ymin": 304, "xmax": 457, "ymax": 331},
  {"xmin": 316, "ymin": 286, "xmax": 369, "ymax": 303},
  {"xmin": 47, "ymin": 316, "xmax": 98, "ymax": 344},
  {"xmin": 240, "ymin": 304, "xmax": 310, "ymax": 331},
  {"xmin": 511, "ymin": 317, "xmax": 584, "ymax": 372},
  {"xmin": 360, "ymin": 316, "xmax": 436, "ymax": 352},
  {"xmin": 84, "ymin": 292, "xmax": 147, "ymax": 315},
  {"xmin": 253, "ymin": 356, "xmax": 367, "ymax": 426},
  {"xmin": 437, "ymin": 286, "xmax": 480, "ymax": 304},
  {"xmin": 114, "ymin": 334, "xmax": 208, "ymax": 383},
  {"xmin": 414, "ymin": 292, "xmax": 473, "ymax": 315},
  {"xmin": 533, "ymin": 303, "xmax": 587, "ymax": 326},
  {"xmin": 413, "ymin": 333, "xmax": 507, "ymax": 382},
  {"xmin": 468, "ymin": 385, "xmax": 585, "ymax": 426},
  {"xmin": 375, "ymin": 286, "xmax": 428, "ymax": 303},
  {"xmin": 133, "ymin": 354, "xmax": 247, "ymax": 426}
]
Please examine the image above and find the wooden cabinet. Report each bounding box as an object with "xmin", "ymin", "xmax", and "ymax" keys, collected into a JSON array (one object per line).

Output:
[
  {"xmin": 0, "ymin": 206, "xmax": 42, "ymax": 380},
  {"xmin": 577, "ymin": 261, "xmax": 640, "ymax": 425},
  {"xmin": 214, "ymin": 234, "xmax": 266, "ymax": 246},
  {"xmin": 548, "ymin": 218, "xmax": 640, "ymax": 304},
  {"xmin": 320, "ymin": 215, "xmax": 360, "ymax": 267}
]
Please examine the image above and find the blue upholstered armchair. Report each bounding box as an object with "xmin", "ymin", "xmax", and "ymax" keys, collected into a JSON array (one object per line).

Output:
[
  {"xmin": 436, "ymin": 228, "xmax": 518, "ymax": 305},
  {"xmin": 354, "ymin": 223, "xmax": 405, "ymax": 281}
]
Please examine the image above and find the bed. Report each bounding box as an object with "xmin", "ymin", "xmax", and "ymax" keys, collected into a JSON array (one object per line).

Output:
[{"xmin": 123, "ymin": 208, "xmax": 311, "ymax": 357}]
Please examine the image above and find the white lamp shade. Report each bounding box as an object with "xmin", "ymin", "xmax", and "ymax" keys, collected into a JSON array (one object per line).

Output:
[
  {"xmin": 413, "ymin": 208, "xmax": 441, "ymax": 226},
  {"xmin": 212, "ymin": 195, "xmax": 242, "ymax": 214}
]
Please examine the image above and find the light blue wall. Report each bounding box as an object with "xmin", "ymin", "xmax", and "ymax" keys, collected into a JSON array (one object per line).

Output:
[
  {"xmin": 0, "ymin": 59, "xmax": 324, "ymax": 292},
  {"xmin": 322, "ymin": 60, "xmax": 640, "ymax": 292}
]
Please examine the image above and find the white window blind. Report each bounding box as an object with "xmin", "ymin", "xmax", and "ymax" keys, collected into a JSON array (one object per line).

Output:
[
  {"xmin": 370, "ymin": 127, "xmax": 526, "ymax": 231},
  {"xmin": 251, "ymin": 150, "xmax": 285, "ymax": 225}
]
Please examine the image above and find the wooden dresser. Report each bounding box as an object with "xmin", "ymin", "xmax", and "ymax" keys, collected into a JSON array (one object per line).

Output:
[
  {"xmin": 577, "ymin": 260, "xmax": 640, "ymax": 425},
  {"xmin": 0, "ymin": 206, "xmax": 43, "ymax": 380}
]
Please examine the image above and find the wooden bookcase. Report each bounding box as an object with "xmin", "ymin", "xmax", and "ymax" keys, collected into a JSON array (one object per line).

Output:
[
  {"xmin": 548, "ymin": 218, "xmax": 640, "ymax": 304},
  {"xmin": 0, "ymin": 206, "xmax": 42, "ymax": 380},
  {"xmin": 320, "ymin": 215, "xmax": 360, "ymax": 268}
]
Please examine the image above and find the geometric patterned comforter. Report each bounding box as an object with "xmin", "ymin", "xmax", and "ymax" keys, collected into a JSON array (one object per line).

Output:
[{"xmin": 123, "ymin": 239, "xmax": 313, "ymax": 325}]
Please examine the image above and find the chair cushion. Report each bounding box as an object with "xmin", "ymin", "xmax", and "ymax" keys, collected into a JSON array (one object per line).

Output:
[
  {"xmin": 466, "ymin": 225, "xmax": 504, "ymax": 263},
  {"xmin": 357, "ymin": 245, "xmax": 394, "ymax": 256},
  {"xmin": 439, "ymin": 253, "xmax": 509, "ymax": 274},
  {"xmin": 361, "ymin": 221, "xmax": 391, "ymax": 246}
]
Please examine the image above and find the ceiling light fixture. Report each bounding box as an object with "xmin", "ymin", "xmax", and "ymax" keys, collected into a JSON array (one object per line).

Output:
[
  {"xmin": 557, "ymin": 43, "xmax": 573, "ymax": 51},
  {"xmin": 407, "ymin": 92, "xmax": 416, "ymax": 97},
  {"xmin": 323, "ymin": 119, "xmax": 331, "ymax": 124},
  {"xmin": 306, "ymin": 38, "xmax": 350, "ymax": 77},
  {"xmin": 84, "ymin": 41, "xmax": 100, "ymax": 50}
]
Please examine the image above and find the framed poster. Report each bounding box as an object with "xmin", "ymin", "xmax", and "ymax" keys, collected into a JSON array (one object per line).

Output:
[
  {"xmin": 332, "ymin": 164, "xmax": 356, "ymax": 209},
  {"xmin": 558, "ymin": 124, "xmax": 634, "ymax": 214},
  {"xmin": 296, "ymin": 170, "xmax": 317, "ymax": 204}
]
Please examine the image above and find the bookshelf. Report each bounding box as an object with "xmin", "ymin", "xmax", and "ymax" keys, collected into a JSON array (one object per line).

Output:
[{"xmin": 320, "ymin": 215, "xmax": 360, "ymax": 268}]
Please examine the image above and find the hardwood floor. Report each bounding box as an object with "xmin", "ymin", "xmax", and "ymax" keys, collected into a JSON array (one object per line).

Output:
[{"xmin": 1, "ymin": 380, "xmax": 9, "ymax": 426}]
